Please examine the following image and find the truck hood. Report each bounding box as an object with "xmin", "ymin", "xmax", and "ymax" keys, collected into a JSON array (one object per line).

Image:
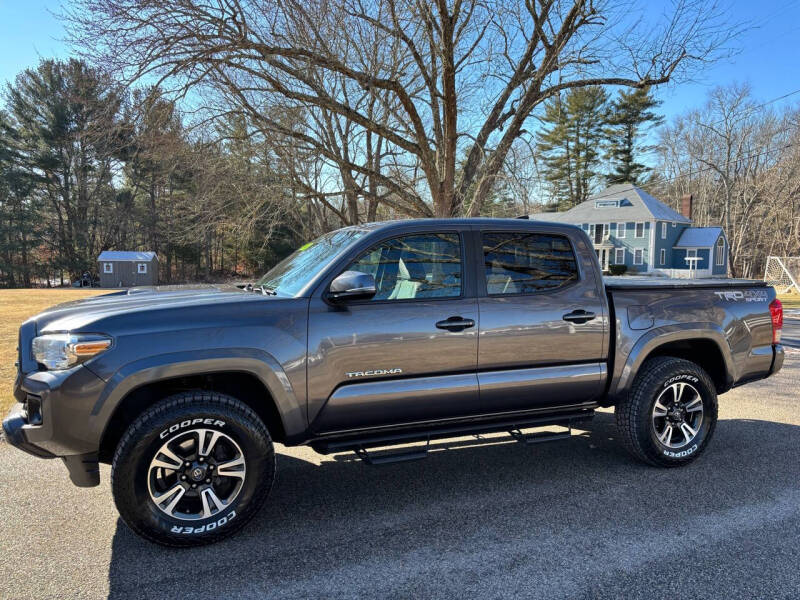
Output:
[{"xmin": 29, "ymin": 284, "xmax": 282, "ymax": 333}]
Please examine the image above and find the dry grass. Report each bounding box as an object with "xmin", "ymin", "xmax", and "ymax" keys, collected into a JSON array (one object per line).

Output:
[
  {"xmin": 0, "ymin": 289, "xmax": 108, "ymax": 414},
  {"xmin": 778, "ymin": 294, "xmax": 800, "ymax": 310}
]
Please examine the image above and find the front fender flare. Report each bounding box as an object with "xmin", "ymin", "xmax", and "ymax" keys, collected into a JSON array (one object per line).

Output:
[
  {"xmin": 88, "ymin": 348, "xmax": 306, "ymax": 444},
  {"xmin": 611, "ymin": 323, "xmax": 735, "ymax": 400}
]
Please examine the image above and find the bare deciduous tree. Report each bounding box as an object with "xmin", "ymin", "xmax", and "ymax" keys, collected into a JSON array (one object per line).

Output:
[
  {"xmin": 654, "ymin": 84, "xmax": 800, "ymax": 278},
  {"xmin": 68, "ymin": 0, "xmax": 733, "ymax": 219}
]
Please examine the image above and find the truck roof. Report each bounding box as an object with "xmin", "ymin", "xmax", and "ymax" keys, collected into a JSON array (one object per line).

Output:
[{"xmin": 357, "ymin": 217, "xmax": 581, "ymax": 231}]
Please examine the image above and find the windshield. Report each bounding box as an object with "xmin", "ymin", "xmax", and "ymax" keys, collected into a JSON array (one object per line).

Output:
[{"xmin": 255, "ymin": 227, "xmax": 370, "ymax": 296}]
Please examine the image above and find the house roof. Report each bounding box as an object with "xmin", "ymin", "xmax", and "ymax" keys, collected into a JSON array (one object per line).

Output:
[
  {"xmin": 98, "ymin": 251, "xmax": 157, "ymax": 261},
  {"xmin": 673, "ymin": 227, "xmax": 724, "ymax": 248},
  {"xmin": 529, "ymin": 183, "xmax": 692, "ymax": 224}
]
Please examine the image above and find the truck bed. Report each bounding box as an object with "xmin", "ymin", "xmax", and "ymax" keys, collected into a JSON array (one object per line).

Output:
[{"xmin": 603, "ymin": 276, "xmax": 767, "ymax": 290}]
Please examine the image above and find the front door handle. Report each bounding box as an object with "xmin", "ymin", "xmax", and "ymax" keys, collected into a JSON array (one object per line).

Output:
[
  {"xmin": 436, "ymin": 316, "xmax": 475, "ymax": 332},
  {"xmin": 563, "ymin": 309, "xmax": 596, "ymax": 324}
]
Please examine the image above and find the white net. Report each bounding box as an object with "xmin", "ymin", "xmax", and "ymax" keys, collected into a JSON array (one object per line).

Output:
[{"xmin": 764, "ymin": 256, "xmax": 800, "ymax": 294}]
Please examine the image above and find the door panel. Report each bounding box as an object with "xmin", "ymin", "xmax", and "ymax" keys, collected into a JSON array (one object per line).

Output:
[
  {"xmin": 310, "ymin": 371, "xmax": 479, "ymax": 432},
  {"xmin": 477, "ymin": 363, "xmax": 606, "ymax": 411},
  {"xmin": 307, "ymin": 298, "xmax": 479, "ymax": 432},
  {"xmin": 307, "ymin": 231, "xmax": 479, "ymax": 433},
  {"xmin": 478, "ymin": 230, "xmax": 607, "ymax": 410}
]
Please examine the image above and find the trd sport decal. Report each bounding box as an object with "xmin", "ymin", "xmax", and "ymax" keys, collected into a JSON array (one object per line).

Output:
[
  {"xmin": 714, "ymin": 290, "xmax": 769, "ymax": 302},
  {"xmin": 346, "ymin": 368, "xmax": 403, "ymax": 379}
]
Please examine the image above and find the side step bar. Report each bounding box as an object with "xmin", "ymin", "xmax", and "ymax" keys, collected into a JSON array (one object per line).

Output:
[
  {"xmin": 313, "ymin": 409, "xmax": 594, "ymax": 465},
  {"xmin": 354, "ymin": 438, "xmax": 431, "ymax": 465},
  {"xmin": 508, "ymin": 423, "xmax": 573, "ymax": 445}
]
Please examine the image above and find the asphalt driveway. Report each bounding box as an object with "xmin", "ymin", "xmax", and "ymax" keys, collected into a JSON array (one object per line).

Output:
[{"xmin": 1, "ymin": 319, "xmax": 799, "ymax": 599}]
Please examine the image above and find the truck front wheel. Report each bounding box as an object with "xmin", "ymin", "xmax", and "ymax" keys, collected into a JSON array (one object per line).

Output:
[
  {"xmin": 111, "ymin": 391, "xmax": 275, "ymax": 546},
  {"xmin": 615, "ymin": 356, "xmax": 718, "ymax": 467}
]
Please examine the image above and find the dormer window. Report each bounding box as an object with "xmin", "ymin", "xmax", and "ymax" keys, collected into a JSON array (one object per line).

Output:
[{"xmin": 595, "ymin": 199, "xmax": 620, "ymax": 208}]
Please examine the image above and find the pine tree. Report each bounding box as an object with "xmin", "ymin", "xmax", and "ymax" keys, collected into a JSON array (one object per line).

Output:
[
  {"xmin": 604, "ymin": 87, "xmax": 664, "ymax": 185},
  {"xmin": 4, "ymin": 58, "xmax": 125, "ymax": 279},
  {"xmin": 536, "ymin": 86, "xmax": 608, "ymax": 209}
]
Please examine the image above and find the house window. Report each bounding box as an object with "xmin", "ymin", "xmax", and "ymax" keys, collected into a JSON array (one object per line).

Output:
[
  {"xmin": 635, "ymin": 223, "xmax": 645, "ymax": 238},
  {"xmin": 592, "ymin": 224, "xmax": 608, "ymax": 245},
  {"xmin": 685, "ymin": 249, "xmax": 698, "ymax": 267},
  {"xmin": 137, "ymin": 263, "xmax": 147, "ymax": 274},
  {"xmin": 614, "ymin": 248, "xmax": 625, "ymax": 265},
  {"xmin": 634, "ymin": 249, "xmax": 644, "ymax": 265},
  {"xmin": 103, "ymin": 263, "xmax": 113, "ymax": 274},
  {"xmin": 660, "ymin": 248, "xmax": 666, "ymax": 265},
  {"xmin": 661, "ymin": 222, "xmax": 667, "ymax": 239},
  {"xmin": 715, "ymin": 238, "xmax": 725, "ymax": 266},
  {"xmin": 617, "ymin": 222, "xmax": 626, "ymax": 238}
]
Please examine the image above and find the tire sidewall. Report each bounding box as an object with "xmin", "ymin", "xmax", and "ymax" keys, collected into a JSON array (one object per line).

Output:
[
  {"xmin": 639, "ymin": 363, "xmax": 717, "ymax": 466},
  {"xmin": 113, "ymin": 398, "xmax": 274, "ymax": 545}
]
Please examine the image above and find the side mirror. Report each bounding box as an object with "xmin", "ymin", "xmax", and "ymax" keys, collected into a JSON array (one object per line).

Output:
[{"xmin": 329, "ymin": 270, "xmax": 377, "ymax": 301}]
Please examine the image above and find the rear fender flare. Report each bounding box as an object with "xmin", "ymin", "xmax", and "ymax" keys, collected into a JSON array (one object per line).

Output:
[
  {"xmin": 89, "ymin": 348, "xmax": 305, "ymax": 445},
  {"xmin": 612, "ymin": 324, "xmax": 734, "ymax": 400}
]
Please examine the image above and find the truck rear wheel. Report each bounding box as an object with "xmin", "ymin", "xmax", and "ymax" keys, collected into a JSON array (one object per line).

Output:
[
  {"xmin": 615, "ymin": 356, "xmax": 718, "ymax": 467},
  {"xmin": 111, "ymin": 391, "xmax": 275, "ymax": 546}
]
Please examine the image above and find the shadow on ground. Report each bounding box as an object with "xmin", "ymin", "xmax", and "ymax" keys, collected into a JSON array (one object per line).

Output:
[{"xmin": 105, "ymin": 411, "xmax": 800, "ymax": 599}]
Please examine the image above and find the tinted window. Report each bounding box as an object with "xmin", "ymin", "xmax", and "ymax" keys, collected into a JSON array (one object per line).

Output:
[
  {"xmin": 483, "ymin": 232, "xmax": 578, "ymax": 294},
  {"xmin": 347, "ymin": 233, "xmax": 462, "ymax": 301}
]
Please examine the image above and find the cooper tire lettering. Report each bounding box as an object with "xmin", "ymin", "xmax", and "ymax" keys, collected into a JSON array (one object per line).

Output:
[
  {"xmin": 160, "ymin": 418, "xmax": 226, "ymax": 439},
  {"xmin": 664, "ymin": 444, "xmax": 698, "ymax": 458},
  {"xmin": 168, "ymin": 511, "xmax": 236, "ymax": 535},
  {"xmin": 663, "ymin": 374, "xmax": 699, "ymax": 388}
]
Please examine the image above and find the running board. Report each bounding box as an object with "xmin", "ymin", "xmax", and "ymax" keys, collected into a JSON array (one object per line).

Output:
[
  {"xmin": 311, "ymin": 409, "xmax": 594, "ymax": 463},
  {"xmin": 354, "ymin": 438, "xmax": 431, "ymax": 465},
  {"xmin": 508, "ymin": 423, "xmax": 573, "ymax": 445}
]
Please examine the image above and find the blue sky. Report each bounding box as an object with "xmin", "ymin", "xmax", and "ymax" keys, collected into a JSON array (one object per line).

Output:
[{"xmin": 1, "ymin": 0, "xmax": 800, "ymax": 121}]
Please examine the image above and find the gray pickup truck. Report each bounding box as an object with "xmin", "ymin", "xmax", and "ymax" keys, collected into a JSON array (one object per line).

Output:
[{"xmin": 3, "ymin": 219, "xmax": 785, "ymax": 546}]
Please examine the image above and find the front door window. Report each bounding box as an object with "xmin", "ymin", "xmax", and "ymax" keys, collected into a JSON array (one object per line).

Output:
[{"xmin": 346, "ymin": 233, "xmax": 462, "ymax": 300}]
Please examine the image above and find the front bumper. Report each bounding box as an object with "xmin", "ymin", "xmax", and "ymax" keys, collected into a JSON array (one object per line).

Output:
[{"xmin": 3, "ymin": 366, "xmax": 107, "ymax": 487}]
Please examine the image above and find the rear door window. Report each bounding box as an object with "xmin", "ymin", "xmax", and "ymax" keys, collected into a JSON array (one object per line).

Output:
[{"xmin": 482, "ymin": 232, "xmax": 578, "ymax": 295}]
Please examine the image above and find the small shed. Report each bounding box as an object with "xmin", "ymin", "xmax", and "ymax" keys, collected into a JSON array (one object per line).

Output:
[{"xmin": 97, "ymin": 251, "xmax": 159, "ymax": 287}]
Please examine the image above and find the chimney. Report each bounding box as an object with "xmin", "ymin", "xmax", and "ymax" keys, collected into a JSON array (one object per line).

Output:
[{"xmin": 680, "ymin": 194, "xmax": 693, "ymax": 221}]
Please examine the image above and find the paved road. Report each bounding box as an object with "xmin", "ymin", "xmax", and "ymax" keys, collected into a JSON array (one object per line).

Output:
[{"xmin": 1, "ymin": 319, "xmax": 799, "ymax": 600}]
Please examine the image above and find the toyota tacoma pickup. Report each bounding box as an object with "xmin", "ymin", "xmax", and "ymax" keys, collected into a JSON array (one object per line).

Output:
[{"xmin": 3, "ymin": 219, "xmax": 785, "ymax": 546}]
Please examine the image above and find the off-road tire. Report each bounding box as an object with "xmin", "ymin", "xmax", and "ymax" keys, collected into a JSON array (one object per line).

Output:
[
  {"xmin": 111, "ymin": 391, "xmax": 275, "ymax": 547},
  {"xmin": 615, "ymin": 356, "xmax": 718, "ymax": 467}
]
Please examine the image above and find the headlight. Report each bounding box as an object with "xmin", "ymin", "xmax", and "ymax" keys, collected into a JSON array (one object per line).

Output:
[{"xmin": 31, "ymin": 333, "xmax": 112, "ymax": 370}]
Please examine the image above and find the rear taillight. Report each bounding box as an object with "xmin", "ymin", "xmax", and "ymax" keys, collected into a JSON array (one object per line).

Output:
[{"xmin": 769, "ymin": 298, "xmax": 783, "ymax": 344}]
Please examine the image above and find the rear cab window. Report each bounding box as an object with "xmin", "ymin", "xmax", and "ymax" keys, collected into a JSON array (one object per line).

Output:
[{"xmin": 482, "ymin": 231, "xmax": 579, "ymax": 295}]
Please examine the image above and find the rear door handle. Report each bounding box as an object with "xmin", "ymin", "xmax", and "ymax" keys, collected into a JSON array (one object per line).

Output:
[
  {"xmin": 436, "ymin": 316, "xmax": 475, "ymax": 332},
  {"xmin": 563, "ymin": 310, "xmax": 596, "ymax": 324}
]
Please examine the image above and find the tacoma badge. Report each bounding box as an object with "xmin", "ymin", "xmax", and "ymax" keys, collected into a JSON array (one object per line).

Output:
[{"xmin": 346, "ymin": 368, "xmax": 403, "ymax": 379}]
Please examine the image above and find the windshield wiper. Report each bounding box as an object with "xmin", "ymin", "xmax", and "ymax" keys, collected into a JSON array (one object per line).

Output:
[{"xmin": 244, "ymin": 283, "xmax": 277, "ymax": 296}]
